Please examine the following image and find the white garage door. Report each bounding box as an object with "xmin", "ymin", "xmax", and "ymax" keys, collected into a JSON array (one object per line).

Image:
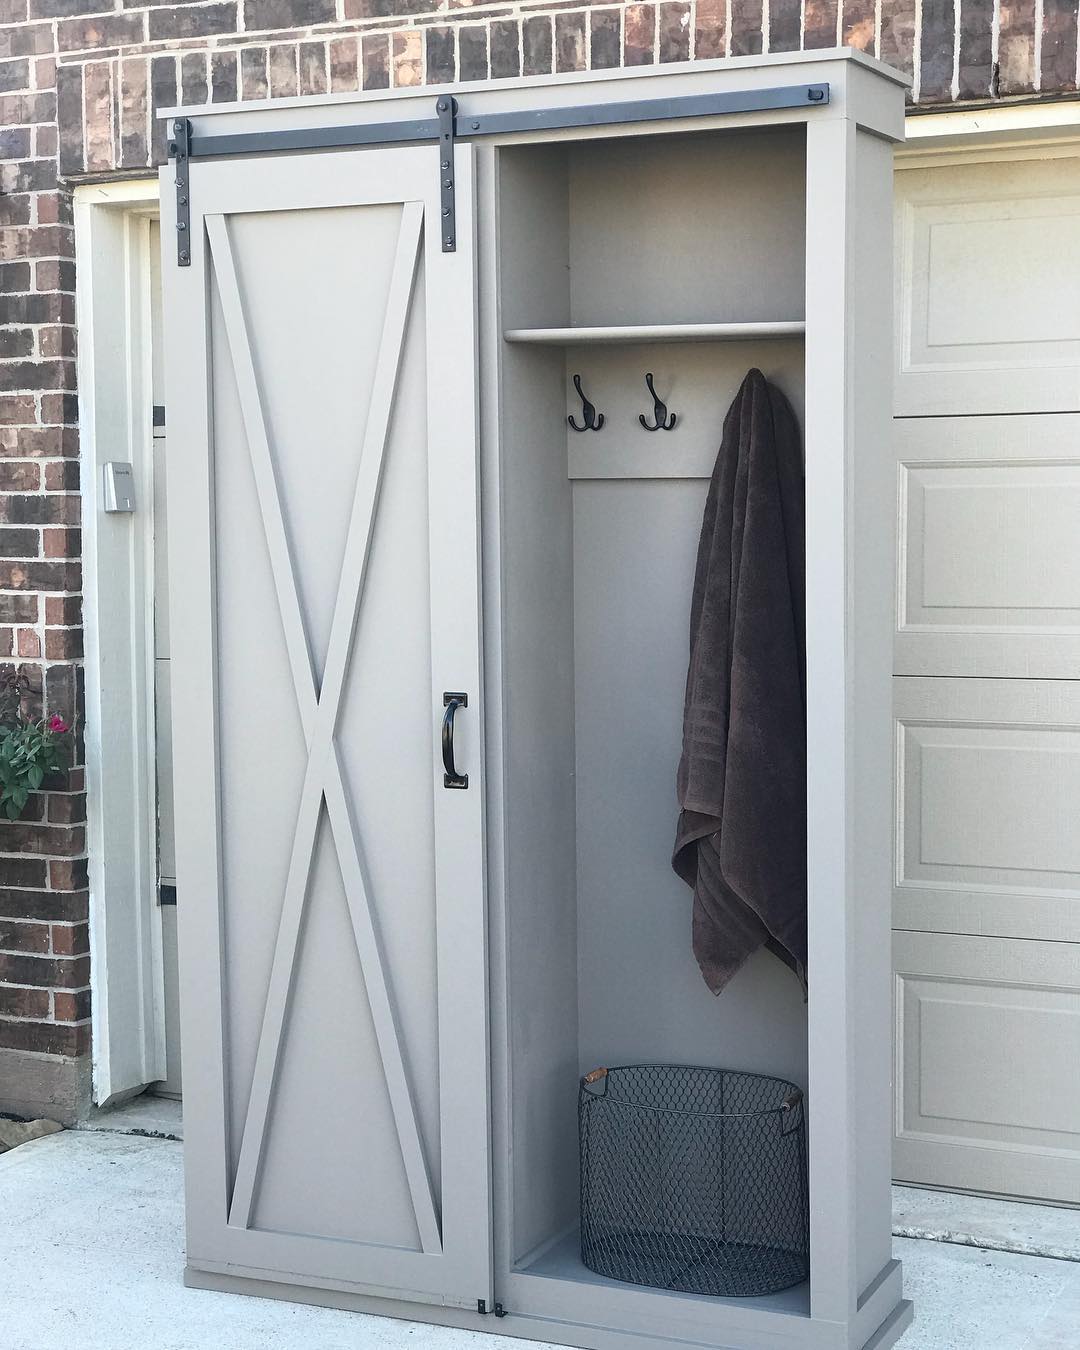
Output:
[{"xmin": 892, "ymin": 148, "xmax": 1080, "ymax": 1204}]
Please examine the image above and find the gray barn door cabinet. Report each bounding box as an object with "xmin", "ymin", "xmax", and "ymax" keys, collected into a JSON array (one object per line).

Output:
[{"xmin": 161, "ymin": 49, "xmax": 911, "ymax": 1350}]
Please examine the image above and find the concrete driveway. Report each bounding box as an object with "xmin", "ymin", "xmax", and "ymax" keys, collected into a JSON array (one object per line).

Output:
[{"xmin": 1, "ymin": 1129, "xmax": 1078, "ymax": 1350}]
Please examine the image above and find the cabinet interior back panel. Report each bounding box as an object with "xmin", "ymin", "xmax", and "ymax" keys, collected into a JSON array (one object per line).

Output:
[
  {"xmin": 572, "ymin": 479, "xmax": 809, "ymax": 1082},
  {"xmin": 567, "ymin": 128, "xmax": 806, "ymax": 328}
]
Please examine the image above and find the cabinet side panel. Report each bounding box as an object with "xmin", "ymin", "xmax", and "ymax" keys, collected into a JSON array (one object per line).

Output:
[
  {"xmin": 496, "ymin": 147, "xmax": 582, "ymax": 1263},
  {"xmin": 851, "ymin": 126, "xmax": 899, "ymax": 1301},
  {"xmin": 807, "ymin": 113, "xmax": 900, "ymax": 1325}
]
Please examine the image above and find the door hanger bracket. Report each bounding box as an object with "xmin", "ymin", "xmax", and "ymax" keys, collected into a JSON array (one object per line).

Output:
[
  {"xmin": 437, "ymin": 96, "xmax": 457, "ymax": 254},
  {"xmin": 169, "ymin": 117, "xmax": 192, "ymax": 267},
  {"xmin": 169, "ymin": 101, "xmax": 456, "ymax": 264}
]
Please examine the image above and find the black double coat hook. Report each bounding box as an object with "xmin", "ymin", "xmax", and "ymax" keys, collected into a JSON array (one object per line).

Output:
[
  {"xmin": 639, "ymin": 373, "xmax": 677, "ymax": 431},
  {"xmin": 568, "ymin": 374, "xmax": 604, "ymax": 432}
]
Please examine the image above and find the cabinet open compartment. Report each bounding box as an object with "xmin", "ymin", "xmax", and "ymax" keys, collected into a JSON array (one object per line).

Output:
[
  {"xmin": 475, "ymin": 62, "xmax": 908, "ymax": 1349},
  {"xmin": 492, "ymin": 129, "xmax": 810, "ymax": 1315}
]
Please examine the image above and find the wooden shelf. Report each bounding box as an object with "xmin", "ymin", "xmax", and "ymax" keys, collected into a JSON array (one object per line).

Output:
[{"xmin": 503, "ymin": 321, "xmax": 806, "ymax": 346}]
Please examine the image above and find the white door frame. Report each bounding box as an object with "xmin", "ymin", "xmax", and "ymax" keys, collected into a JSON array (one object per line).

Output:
[
  {"xmin": 900, "ymin": 98, "xmax": 1080, "ymax": 164},
  {"xmin": 74, "ymin": 178, "xmax": 166, "ymax": 1106}
]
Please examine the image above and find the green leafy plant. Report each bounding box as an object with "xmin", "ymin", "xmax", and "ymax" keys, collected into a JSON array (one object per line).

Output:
[{"xmin": 0, "ymin": 671, "xmax": 74, "ymax": 821}]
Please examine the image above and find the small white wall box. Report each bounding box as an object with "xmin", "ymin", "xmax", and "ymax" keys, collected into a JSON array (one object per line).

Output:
[{"xmin": 103, "ymin": 462, "xmax": 136, "ymax": 512}]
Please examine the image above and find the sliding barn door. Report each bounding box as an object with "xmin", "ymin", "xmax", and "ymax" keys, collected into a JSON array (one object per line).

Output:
[{"xmin": 160, "ymin": 144, "xmax": 491, "ymax": 1306}]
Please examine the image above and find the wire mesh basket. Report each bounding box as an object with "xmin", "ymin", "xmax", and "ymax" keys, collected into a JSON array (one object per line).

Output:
[{"xmin": 579, "ymin": 1063, "xmax": 808, "ymax": 1298}]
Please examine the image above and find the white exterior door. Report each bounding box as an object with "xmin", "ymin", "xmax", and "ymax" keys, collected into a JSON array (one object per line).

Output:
[
  {"xmin": 892, "ymin": 148, "xmax": 1080, "ymax": 1203},
  {"xmin": 161, "ymin": 143, "xmax": 492, "ymax": 1304}
]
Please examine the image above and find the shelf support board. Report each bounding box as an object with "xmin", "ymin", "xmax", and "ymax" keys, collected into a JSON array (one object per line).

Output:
[{"xmin": 503, "ymin": 322, "xmax": 808, "ymax": 345}]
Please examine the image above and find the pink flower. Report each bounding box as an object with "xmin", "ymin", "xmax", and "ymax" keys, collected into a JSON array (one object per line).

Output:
[{"xmin": 47, "ymin": 714, "xmax": 69, "ymax": 734}]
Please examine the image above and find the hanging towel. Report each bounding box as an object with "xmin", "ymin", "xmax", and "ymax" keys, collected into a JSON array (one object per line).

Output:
[{"xmin": 672, "ymin": 368, "xmax": 807, "ymax": 995}]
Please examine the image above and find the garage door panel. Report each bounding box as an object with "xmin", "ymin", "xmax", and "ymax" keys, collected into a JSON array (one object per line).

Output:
[
  {"xmin": 894, "ymin": 931, "xmax": 1080, "ymax": 1201},
  {"xmin": 896, "ymin": 415, "xmax": 1080, "ymax": 678},
  {"xmin": 893, "ymin": 153, "xmax": 1080, "ymax": 1206},
  {"xmin": 895, "ymin": 677, "xmax": 1080, "ymax": 942},
  {"xmin": 901, "ymin": 725, "xmax": 1080, "ymax": 886},
  {"xmin": 895, "ymin": 156, "xmax": 1080, "ymax": 415},
  {"xmin": 904, "ymin": 464, "xmax": 1080, "ymax": 621}
]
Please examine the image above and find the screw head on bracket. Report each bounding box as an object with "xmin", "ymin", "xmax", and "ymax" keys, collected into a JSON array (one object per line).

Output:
[
  {"xmin": 174, "ymin": 119, "xmax": 183, "ymax": 131},
  {"xmin": 179, "ymin": 251, "xmax": 189, "ymax": 263},
  {"xmin": 176, "ymin": 221, "xmax": 187, "ymax": 231}
]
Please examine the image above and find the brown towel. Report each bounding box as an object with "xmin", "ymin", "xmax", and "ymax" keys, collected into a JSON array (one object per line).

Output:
[{"xmin": 672, "ymin": 369, "xmax": 807, "ymax": 995}]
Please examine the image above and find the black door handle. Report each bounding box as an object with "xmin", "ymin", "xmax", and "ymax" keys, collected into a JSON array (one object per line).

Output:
[{"xmin": 442, "ymin": 692, "xmax": 468, "ymax": 789}]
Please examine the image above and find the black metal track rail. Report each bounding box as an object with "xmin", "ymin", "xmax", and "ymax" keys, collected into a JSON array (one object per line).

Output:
[{"xmin": 169, "ymin": 82, "xmax": 829, "ymax": 264}]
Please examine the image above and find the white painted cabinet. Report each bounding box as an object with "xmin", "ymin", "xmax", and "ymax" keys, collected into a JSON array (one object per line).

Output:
[{"xmin": 163, "ymin": 51, "xmax": 910, "ymax": 1350}]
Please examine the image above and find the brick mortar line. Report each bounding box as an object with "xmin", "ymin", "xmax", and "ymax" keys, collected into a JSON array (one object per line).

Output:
[{"xmin": 0, "ymin": 974, "xmax": 91, "ymax": 987}]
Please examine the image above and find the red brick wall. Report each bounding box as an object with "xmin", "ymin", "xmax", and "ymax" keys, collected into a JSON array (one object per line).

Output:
[
  {"xmin": 0, "ymin": 47, "xmax": 87, "ymax": 1111},
  {"xmin": 0, "ymin": 0, "xmax": 1077, "ymax": 1119},
  {"xmin": 24, "ymin": 0, "xmax": 1080, "ymax": 183}
]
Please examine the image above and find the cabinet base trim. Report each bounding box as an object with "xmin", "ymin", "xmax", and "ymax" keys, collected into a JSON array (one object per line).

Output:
[{"xmin": 184, "ymin": 1265, "xmax": 911, "ymax": 1350}]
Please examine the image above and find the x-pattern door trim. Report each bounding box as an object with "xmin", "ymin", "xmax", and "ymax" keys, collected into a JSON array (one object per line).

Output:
[{"xmin": 205, "ymin": 203, "xmax": 441, "ymax": 1253}]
